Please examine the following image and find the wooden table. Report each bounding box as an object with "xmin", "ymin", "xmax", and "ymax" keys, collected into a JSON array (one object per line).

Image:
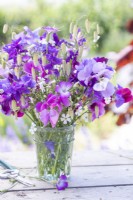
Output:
[{"xmin": 0, "ymin": 150, "xmax": 133, "ymax": 200}]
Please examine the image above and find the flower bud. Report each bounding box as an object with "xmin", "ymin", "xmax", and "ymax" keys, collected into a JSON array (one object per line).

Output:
[
  {"xmin": 11, "ymin": 100, "xmax": 17, "ymax": 112},
  {"xmin": 21, "ymin": 96, "xmax": 25, "ymax": 107},
  {"xmin": 77, "ymin": 31, "xmax": 82, "ymax": 40},
  {"xmin": 62, "ymin": 60, "xmax": 66, "ymax": 74},
  {"xmin": 33, "ymin": 53, "xmax": 38, "ymax": 66},
  {"xmin": 3, "ymin": 24, "xmax": 8, "ymax": 34},
  {"xmin": 78, "ymin": 46, "xmax": 83, "ymax": 58},
  {"xmin": 17, "ymin": 54, "xmax": 22, "ymax": 65},
  {"xmin": 95, "ymin": 106, "xmax": 99, "ymax": 118},
  {"xmin": 1, "ymin": 59, "xmax": 6, "ymax": 68},
  {"xmin": 96, "ymin": 24, "xmax": 100, "ymax": 34},
  {"xmin": 69, "ymin": 22, "xmax": 73, "ymax": 34},
  {"xmin": 73, "ymin": 24, "xmax": 78, "ymax": 38},
  {"xmin": 46, "ymin": 33, "xmax": 50, "ymax": 42},
  {"xmin": 68, "ymin": 108, "xmax": 74, "ymax": 119},
  {"xmin": 14, "ymin": 111, "xmax": 18, "ymax": 120},
  {"xmin": 61, "ymin": 43, "xmax": 66, "ymax": 54},
  {"xmin": 12, "ymin": 32, "xmax": 16, "ymax": 40},
  {"xmin": 31, "ymin": 67, "xmax": 36, "ymax": 80},
  {"xmin": 42, "ymin": 55, "xmax": 46, "ymax": 66},
  {"xmin": 93, "ymin": 31, "xmax": 100, "ymax": 43},
  {"xmin": 14, "ymin": 67, "xmax": 19, "ymax": 79},
  {"xmin": 88, "ymin": 113, "xmax": 92, "ymax": 122},
  {"xmin": 66, "ymin": 62, "xmax": 71, "ymax": 76},
  {"xmin": 85, "ymin": 19, "xmax": 90, "ymax": 33},
  {"xmin": 4, "ymin": 53, "xmax": 9, "ymax": 61}
]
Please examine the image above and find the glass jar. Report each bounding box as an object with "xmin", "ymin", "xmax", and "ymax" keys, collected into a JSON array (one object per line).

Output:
[{"xmin": 35, "ymin": 125, "xmax": 74, "ymax": 183}]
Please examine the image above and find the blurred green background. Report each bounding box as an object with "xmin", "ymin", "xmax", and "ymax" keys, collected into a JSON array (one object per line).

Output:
[{"xmin": 0, "ymin": 0, "xmax": 133, "ymax": 151}]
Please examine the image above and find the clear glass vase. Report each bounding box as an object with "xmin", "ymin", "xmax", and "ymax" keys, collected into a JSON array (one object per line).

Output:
[{"xmin": 35, "ymin": 125, "xmax": 74, "ymax": 183}]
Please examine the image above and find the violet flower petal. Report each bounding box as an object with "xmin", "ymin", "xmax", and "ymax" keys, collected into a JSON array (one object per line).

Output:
[
  {"xmin": 101, "ymin": 82, "xmax": 115, "ymax": 98},
  {"xmin": 56, "ymin": 175, "xmax": 68, "ymax": 190},
  {"xmin": 40, "ymin": 109, "xmax": 50, "ymax": 126},
  {"xmin": 49, "ymin": 109, "xmax": 59, "ymax": 128},
  {"xmin": 44, "ymin": 141, "xmax": 55, "ymax": 158}
]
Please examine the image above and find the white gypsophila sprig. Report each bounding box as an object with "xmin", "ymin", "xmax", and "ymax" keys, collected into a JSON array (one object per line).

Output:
[
  {"xmin": 104, "ymin": 97, "xmax": 111, "ymax": 104},
  {"xmin": 82, "ymin": 113, "xmax": 88, "ymax": 122},
  {"xmin": 60, "ymin": 114, "xmax": 72, "ymax": 125},
  {"xmin": 29, "ymin": 122, "xmax": 37, "ymax": 135},
  {"xmin": 75, "ymin": 106, "xmax": 83, "ymax": 116},
  {"xmin": 0, "ymin": 89, "xmax": 4, "ymax": 94},
  {"xmin": 38, "ymin": 77, "xmax": 45, "ymax": 92}
]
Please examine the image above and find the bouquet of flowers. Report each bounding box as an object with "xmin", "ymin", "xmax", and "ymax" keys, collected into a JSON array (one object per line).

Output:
[{"xmin": 0, "ymin": 21, "xmax": 132, "ymax": 190}]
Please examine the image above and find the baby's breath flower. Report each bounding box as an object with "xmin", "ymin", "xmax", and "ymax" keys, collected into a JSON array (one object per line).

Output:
[
  {"xmin": 82, "ymin": 113, "xmax": 88, "ymax": 122},
  {"xmin": 29, "ymin": 122, "xmax": 37, "ymax": 135},
  {"xmin": 38, "ymin": 77, "xmax": 45, "ymax": 92},
  {"xmin": 104, "ymin": 97, "xmax": 111, "ymax": 104},
  {"xmin": 75, "ymin": 106, "xmax": 83, "ymax": 116}
]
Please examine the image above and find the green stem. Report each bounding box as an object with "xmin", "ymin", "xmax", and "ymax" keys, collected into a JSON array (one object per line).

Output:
[
  {"xmin": 39, "ymin": 131, "xmax": 54, "ymax": 172},
  {"xmin": 24, "ymin": 112, "xmax": 35, "ymax": 124},
  {"xmin": 72, "ymin": 111, "xmax": 89, "ymax": 124},
  {"xmin": 52, "ymin": 142, "xmax": 61, "ymax": 175}
]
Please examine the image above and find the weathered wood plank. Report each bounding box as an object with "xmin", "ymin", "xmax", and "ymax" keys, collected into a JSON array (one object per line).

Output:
[
  {"xmin": 1, "ymin": 186, "xmax": 133, "ymax": 200},
  {"xmin": 1, "ymin": 165, "xmax": 133, "ymax": 191},
  {"xmin": 0, "ymin": 150, "xmax": 133, "ymax": 169},
  {"xmin": 108, "ymin": 150, "xmax": 133, "ymax": 161}
]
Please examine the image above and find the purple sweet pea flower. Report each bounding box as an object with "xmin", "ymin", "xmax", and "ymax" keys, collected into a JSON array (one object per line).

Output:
[
  {"xmin": 92, "ymin": 62, "xmax": 114, "ymax": 79},
  {"xmin": 101, "ymin": 82, "xmax": 115, "ymax": 98},
  {"xmin": 56, "ymin": 82, "xmax": 72, "ymax": 107},
  {"xmin": 94, "ymin": 57, "xmax": 108, "ymax": 63},
  {"xmin": 89, "ymin": 102, "xmax": 105, "ymax": 121},
  {"xmin": 24, "ymin": 61, "xmax": 42, "ymax": 74},
  {"xmin": 93, "ymin": 78, "xmax": 109, "ymax": 92},
  {"xmin": 43, "ymin": 26, "xmax": 59, "ymax": 34},
  {"xmin": 76, "ymin": 59, "xmax": 94, "ymax": 85},
  {"xmin": 76, "ymin": 58, "xmax": 114, "ymax": 86},
  {"xmin": 3, "ymin": 37, "xmax": 24, "ymax": 61},
  {"xmin": 115, "ymin": 88, "xmax": 133, "ymax": 107},
  {"xmin": 56, "ymin": 175, "xmax": 68, "ymax": 190},
  {"xmin": 21, "ymin": 75, "xmax": 36, "ymax": 88}
]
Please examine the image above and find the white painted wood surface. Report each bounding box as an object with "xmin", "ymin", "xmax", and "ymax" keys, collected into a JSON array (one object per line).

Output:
[{"xmin": 0, "ymin": 150, "xmax": 133, "ymax": 200}]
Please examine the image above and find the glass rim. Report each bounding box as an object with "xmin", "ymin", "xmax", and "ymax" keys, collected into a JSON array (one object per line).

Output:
[{"xmin": 35, "ymin": 124, "xmax": 75, "ymax": 131}]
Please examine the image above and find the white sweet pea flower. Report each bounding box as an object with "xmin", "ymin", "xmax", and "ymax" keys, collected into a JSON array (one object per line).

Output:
[
  {"xmin": 75, "ymin": 106, "xmax": 83, "ymax": 116},
  {"xmin": 61, "ymin": 114, "xmax": 71, "ymax": 124},
  {"xmin": 29, "ymin": 122, "xmax": 37, "ymax": 135}
]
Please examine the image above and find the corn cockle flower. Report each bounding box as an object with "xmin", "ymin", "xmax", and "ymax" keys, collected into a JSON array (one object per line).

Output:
[
  {"xmin": 60, "ymin": 113, "xmax": 71, "ymax": 124},
  {"xmin": 36, "ymin": 94, "xmax": 62, "ymax": 127}
]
